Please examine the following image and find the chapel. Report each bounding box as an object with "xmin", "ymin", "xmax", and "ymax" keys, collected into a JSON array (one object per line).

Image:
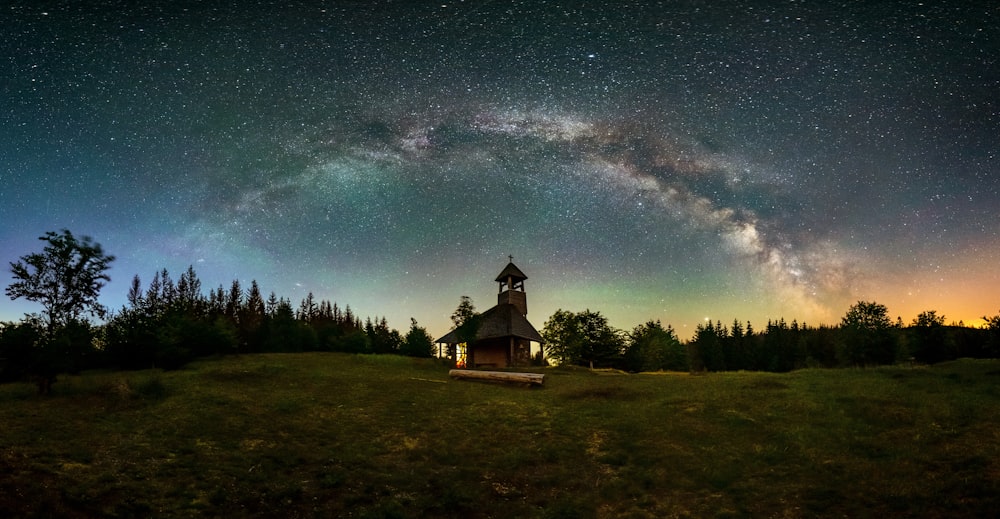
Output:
[{"xmin": 435, "ymin": 261, "xmax": 544, "ymax": 368}]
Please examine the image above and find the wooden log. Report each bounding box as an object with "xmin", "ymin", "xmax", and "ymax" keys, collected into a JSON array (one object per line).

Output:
[{"xmin": 449, "ymin": 369, "xmax": 544, "ymax": 386}]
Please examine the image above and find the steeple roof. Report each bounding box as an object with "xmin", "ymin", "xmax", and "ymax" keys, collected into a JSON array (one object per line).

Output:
[
  {"xmin": 495, "ymin": 262, "xmax": 528, "ymax": 282},
  {"xmin": 434, "ymin": 304, "xmax": 544, "ymax": 344}
]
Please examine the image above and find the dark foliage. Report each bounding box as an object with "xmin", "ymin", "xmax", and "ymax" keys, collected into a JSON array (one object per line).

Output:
[
  {"xmin": 3, "ymin": 230, "xmax": 112, "ymax": 392},
  {"xmin": 622, "ymin": 320, "xmax": 687, "ymax": 372},
  {"xmin": 401, "ymin": 318, "xmax": 434, "ymax": 358},
  {"xmin": 535, "ymin": 302, "xmax": 999, "ymax": 374},
  {"xmin": 6, "ymin": 229, "xmax": 115, "ymax": 333},
  {"xmin": 0, "ymin": 317, "xmax": 99, "ymax": 393},
  {"xmin": 681, "ymin": 306, "xmax": 995, "ymax": 373},
  {"xmin": 837, "ymin": 301, "xmax": 897, "ymax": 366},
  {"xmin": 98, "ymin": 266, "xmax": 418, "ymax": 372},
  {"xmin": 0, "ymin": 320, "xmax": 43, "ymax": 383},
  {"xmin": 542, "ymin": 309, "xmax": 624, "ymax": 368}
]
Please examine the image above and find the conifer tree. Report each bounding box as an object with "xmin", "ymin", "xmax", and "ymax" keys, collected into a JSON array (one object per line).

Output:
[
  {"xmin": 402, "ymin": 318, "xmax": 434, "ymax": 357},
  {"xmin": 298, "ymin": 292, "xmax": 317, "ymax": 322},
  {"xmin": 146, "ymin": 271, "xmax": 163, "ymax": 314},
  {"xmin": 159, "ymin": 268, "xmax": 176, "ymax": 305},
  {"xmin": 127, "ymin": 275, "xmax": 143, "ymax": 308},
  {"xmin": 266, "ymin": 291, "xmax": 279, "ymax": 316},
  {"xmin": 240, "ymin": 280, "xmax": 266, "ymax": 352},
  {"xmin": 245, "ymin": 280, "xmax": 265, "ymax": 318},
  {"xmin": 176, "ymin": 265, "xmax": 203, "ymax": 309},
  {"xmin": 226, "ymin": 280, "xmax": 243, "ymax": 323}
]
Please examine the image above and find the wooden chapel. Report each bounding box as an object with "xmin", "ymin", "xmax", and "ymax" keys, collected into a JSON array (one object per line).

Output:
[{"xmin": 435, "ymin": 260, "xmax": 544, "ymax": 368}]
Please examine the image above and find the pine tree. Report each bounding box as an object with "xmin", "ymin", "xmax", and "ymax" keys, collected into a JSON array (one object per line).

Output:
[
  {"xmin": 127, "ymin": 275, "xmax": 143, "ymax": 308},
  {"xmin": 146, "ymin": 271, "xmax": 162, "ymax": 314},
  {"xmin": 240, "ymin": 280, "xmax": 266, "ymax": 352},
  {"xmin": 298, "ymin": 292, "xmax": 317, "ymax": 322},
  {"xmin": 176, "ymin": 265, "xmax": 203, "ymax": 309},
  {"xmin": 226, "ymin": 280, "xmax": 243, "ymax": 323},
  {"xmin": 266, "ymin": 292, "xmax": 279, "ymax": 316},
  {"xmin": 159, "ymin": 269, "xmax": 176, "ymax": 305},
  {"xmin": 402, "ymin": 318, "xmax": 434, "ymax": 357},
  {"xmin": 245, "ymin": 280, "xmax": 265, "ymax": 318},
  {"xmin": 207, "ymin": 286, "xmax": 222, "ymax": 316}
]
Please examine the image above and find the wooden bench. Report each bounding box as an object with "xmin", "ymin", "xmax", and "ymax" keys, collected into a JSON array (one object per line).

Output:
[{"xmin": 449, "ymin": 369, "xmax": 545, "ymax": 386}]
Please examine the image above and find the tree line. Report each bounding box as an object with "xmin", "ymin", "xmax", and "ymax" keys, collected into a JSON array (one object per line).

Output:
[
  {"xmin": 541, "ymin": 303, "xmax": 1000, "ymax": 372},
  {"xmin": 1, "ymin": 230, "xmax": 435, "ymax": 393},
  {"xmin": 4, "ymin": 230, "xmax": 1000, "ymax": 393}
]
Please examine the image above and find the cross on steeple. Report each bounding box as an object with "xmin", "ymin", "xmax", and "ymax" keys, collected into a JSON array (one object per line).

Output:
[{"xmin": 508, "ymin": 254, "xmax": 514, "ymax": 263}]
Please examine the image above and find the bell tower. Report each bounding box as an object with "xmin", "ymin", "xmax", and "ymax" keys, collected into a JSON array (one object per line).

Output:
[{"xmin": 496, "ymin": 257, "xmax": 529, "ymax": 316}]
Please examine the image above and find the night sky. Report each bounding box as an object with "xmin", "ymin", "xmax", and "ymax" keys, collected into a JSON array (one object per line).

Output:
[{"xmin": 3, "ymin": 1, "xmax": 998, "ymax": 338}]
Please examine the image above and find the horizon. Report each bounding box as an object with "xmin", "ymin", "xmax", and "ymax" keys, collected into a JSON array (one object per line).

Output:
[
  {"xmin": 1, "ymin": 255, "xmax": 992, "ymax": 340},
  {"xmin": 3, "ymin": 2, "xmax": 997, "ymax": 339}
]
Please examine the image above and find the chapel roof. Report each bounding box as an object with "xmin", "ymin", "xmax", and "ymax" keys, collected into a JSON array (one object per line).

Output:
[{"xmin": 435, "ymin": 303, "xmax": 544, "ymax": 344}]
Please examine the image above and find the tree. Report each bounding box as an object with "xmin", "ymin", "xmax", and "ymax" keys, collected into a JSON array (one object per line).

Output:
[
  {"xmin": 982, "ymin": 310, "xmax": 1000, "ymax": 357},
  {"xmin": 541, "ymin": 309, "xmax": 582, "ymax": 366},
  {"xmin": 176, "ymin": 265, "xmax": 203, "ymax": 310},
  {"xmin": 0, "ymin": 319, "xmax": 43, "ymax": 383},
  {"xmin": 401, "ymin": 318, "xmax": 434, "ymax": 357},
  {"xmin": 981, "ymin": 311, "xmax": 1000, "ymax": 331},
  {"xmin": 226, "ymin": 279, "xmax": 243, "ymax": 323},
  {"xmin": 236, "ymin": 280, "xmax": 266, "ymax": 352},
  {"xmin": 838, "ymin": 300, "xmax": 897, "ymax": 366},
  {"xmin": 127, "ymin": 274, "xmax": 143, "ymax": 308},
  {"xmin": 450, "ymin": 296, "xmax": 477, "ymax": 329},
  {"xmin": 762, "ymin": 319, "xmax": 801, "ymax": 372},
  {"xmin": 263, "ymin": 298, "xmax": 316, "ymax": 352},
  {"xmin": 909, "ymin": 310, "xmax": 950, "ymax": 364},
  {"xmin": 449, "ymin": 296, "xmax": 479, "ymax": 364},
  {"xmin": 158, "ymin": 268, "xmax": 176, "ymax": 305},
  {"xmin": 208, "ymin": 285, "xmax": 226, "ymax": 316},
  {"xmin": 912, "ymin": 310, "xmax": 946, "ymax": 328},
  {"xmin": 542, "ymin": 309, "xmax": 623, "ymax": 368},
  {"xmin": 624, "ymin": 320, "xmax": 687, "ymax": 372},
  {"xmin": 103, "ymin": 305, "xmax": 158, "ymax": 370},
  {"xmin": 842, "ymin": 300, "xmax": 893, "ymax": 331},
  {"xmin": 577, "ymin": 310, "xmax": 624, "ymax": 368},
  {"xmin": 689, "ymin": 320, "xmax": 727, "ymax": 372},
  {"xmin": 367, "ymin": 316, "xmax": 402, "ymax": 354},
  {"xmin": 146, "ymin": 271, "xmax": 163, "ymax": 313},
  {"xmin": 6, "ymin": 229, "xmax": 115, "ymax": 333},
  {"xmin": 298, "ymin": 292, "xmax": 318, "ymax": 323}
]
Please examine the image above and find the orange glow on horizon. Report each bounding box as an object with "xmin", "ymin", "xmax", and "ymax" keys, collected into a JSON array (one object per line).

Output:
[{"xmin": 862, "ymin": 253, "xmax": 1000, "ymax": 329}]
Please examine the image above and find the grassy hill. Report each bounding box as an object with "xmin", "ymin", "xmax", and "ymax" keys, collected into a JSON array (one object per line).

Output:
[{"xmin": 1, "ymin": 354, "xmax": 998, "ymax": 518}]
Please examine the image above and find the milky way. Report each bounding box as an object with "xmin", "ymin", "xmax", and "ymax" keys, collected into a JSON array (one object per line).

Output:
[{"xmin": 2, "ymin": 1, "xmax": 998, "ymax": 336}]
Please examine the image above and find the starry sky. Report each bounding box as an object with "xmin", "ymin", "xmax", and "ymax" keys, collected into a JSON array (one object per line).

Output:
[{"xmin": 2, "ymin": 1, "xmax": 998, "ymax": 338}]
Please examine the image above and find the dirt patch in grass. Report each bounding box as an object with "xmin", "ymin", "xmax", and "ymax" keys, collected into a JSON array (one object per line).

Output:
[
  {"xmin": 741, "ymin": 379, "xmax": 789, "ymax": 390},
  {"xmin": 836, "ymin": 396, "xmax": 917, "ymax": 427},
  {"xmin": 560, "ymin": 385, "xmax": 645, "ymax": 401}
]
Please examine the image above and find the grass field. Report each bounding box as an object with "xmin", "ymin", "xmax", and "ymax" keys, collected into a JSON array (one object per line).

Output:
[{"xmin": 1, "ymin": 354, "xmax": 998, "ymax": 518}]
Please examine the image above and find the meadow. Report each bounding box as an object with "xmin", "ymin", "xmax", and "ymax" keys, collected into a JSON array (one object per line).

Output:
[{"xmin": 1, "ymin": 353, "xmax": 997, "ymax": 518}]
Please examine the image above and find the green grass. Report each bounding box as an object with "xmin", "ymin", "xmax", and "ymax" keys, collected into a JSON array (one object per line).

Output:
[{"xmin": 1, "ymin": 355, "xmax": 998, "ymax": 518}]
